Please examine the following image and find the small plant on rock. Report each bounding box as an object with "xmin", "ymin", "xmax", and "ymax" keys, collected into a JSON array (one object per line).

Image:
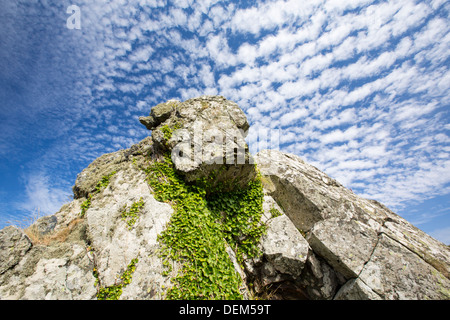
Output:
[{"xmin": 121, "ymin": 197, "xmax": 145, "ymax": 229}]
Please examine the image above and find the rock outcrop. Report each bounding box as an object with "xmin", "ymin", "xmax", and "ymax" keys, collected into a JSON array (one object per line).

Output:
[
  {"xmin": 140, "ymin": 96, "xmax": 255, "ymax": 191},
  {"xmin": 1, "ymin": 96, "xmax": 449, "ymax": 300},
  {"xmin": 254, "ymin": 150, "xmax": 450, "ymax": 299}
]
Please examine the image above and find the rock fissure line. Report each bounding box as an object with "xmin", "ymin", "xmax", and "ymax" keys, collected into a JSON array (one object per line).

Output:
[
  {"xmin": 356, "ymin": 220, "xmax": 386, "ymax": 280},
  {"xmin": 353, "ymin": 232, "xmax": 384, "ymax": 298},
  {"xmin": 380, "ymin": 229, "xmax": 448, "ymax": 279},
  {"xmin": 365, "ymin": 212, "xmax": 447, "ymax": 281}
]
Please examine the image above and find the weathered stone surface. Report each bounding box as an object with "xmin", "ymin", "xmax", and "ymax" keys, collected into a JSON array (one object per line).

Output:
[
  {"xmin": 85, "ymin": 160, "xmax": 175, "ymax": 299},
  {"xmin": 244, "ymin": 196, "xmax": 310, "ymax": 298},
  {"xmin": 0, "ymin": 136, "xmax": 172, "ymax": 300},
  {"xmin": 255, "ymin": 150, "xmax": 387, "ymax": 233},
  {"xmin": 334, "ymin": 278, "xmax": 382, "ymax": 300},
  {"xmin": 255, "ymin": 149, "xmax": 450, "ymax": 300},
  {"xmin": 0, "ymin": 221, "xmax": 96, "ymax": 300},
  {"xmin": 33, "ymin": 215, "xmax": 58, "ymax": 235},
  {"xmin": 298, "ymin": 251, "xmax": 346, "ymax": 300},
  {"xmin": 380, "ymin": 207, "xmax": 450, "ymax": 279},
  {"xmin": 20, "ymin": 243, "xmax": 97, "ymax": 300},
  {"xmin": 139, "ymin": 100, "xmax": 178, "ymax": 130},
  {"xmin": 307, "ymin": 218, "xmax": 378, "ymax": 279},
  {"xmin": 259, "ymin": 196, "xmax": 309, "ymax": 280},
  {"xmin": 72, "ymin": 137, "xmax": 152, "ymax": 199},
  {"xmin": 0, "ymin": 226, "xmax": 32, "ymax": 275},
  {"xmin": 140, "ymin": 96, "xmax": 255, "ymax": 191},
  {"xmin": 260, "ymin": 215, "xmax": 308, "ymax": 278},
  {"xmin": 139, "ymin": 115, "xmax": 157, "ymax": 130},
  {"xmin": 358, "ymin": 234, "xmax": 450, "ymax": 299},
  {"xmin": 52, "ymin": 198, "xmax": 84, "ymax": 232}
]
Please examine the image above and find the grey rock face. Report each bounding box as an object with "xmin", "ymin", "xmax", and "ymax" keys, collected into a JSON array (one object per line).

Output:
[
  {"xmin": 357, "ymin": 234, "xmax": 449, "ymax": 299},
  {"xmin": 307, "ymin": 218, "xmax": 378, "ymax": 279},
  {"xmin": 0, "ymin": 226, "xmax": 32, "ymax": 275},
  {"xmin": 0, "ymin": 220, "xmax": 97, "ymax": 299},
  {"xmin": 140, "ymin": 96, "xmax": 256, "ymax": 191},
  {"xmin": 139, "ymin": 100, "xmax": 178, "ymax": 130},
  {"xmin": 260, "ymin": 214, "xmax": 308, "ymax": 278},
  {"xmin": 245, "ymin": 195, "xmax": 346, "ymax": 300},
  {"xmin": 249, "ymin": 196, "xmax": 309, "ymax": 288},
  {"xmin": 85, "ymin": 160, "xmax": 175, "ymax": 299},
  {"xmin": 255, "ymin": 149, "xmax": 450, "ymax": 300},
  {"xmin": 33, "ymin": 216, "xmax": 58, "ymax": 235},
  {"xmin": 0, "ymin": 138, "xmax": 173, "ymax": 300},
  {"xmin": 19, "ymin": 242, "xmax": 97, "ymax": 300},
  {"xmin": 299, "ymin": 250, "xmax": 346, "ymax": 300},
  {"xmin": 334, "ymin": 278, "xmax": 382, "ymax": 300}
]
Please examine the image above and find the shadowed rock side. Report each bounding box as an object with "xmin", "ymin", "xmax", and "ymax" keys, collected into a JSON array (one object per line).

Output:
[{"xmin": 0, "ymin": 96, "xmax": 449, "ymax": 300}]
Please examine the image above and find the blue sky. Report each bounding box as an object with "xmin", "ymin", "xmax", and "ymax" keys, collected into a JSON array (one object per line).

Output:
[{"xmin": 0, "ymin": 0, "xmax": 449, "ymax": 243}]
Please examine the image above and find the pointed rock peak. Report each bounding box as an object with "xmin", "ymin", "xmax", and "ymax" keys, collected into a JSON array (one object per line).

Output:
[{"xmin": 139, "ymin": 96, "xmax": 255, "ymax": 192}]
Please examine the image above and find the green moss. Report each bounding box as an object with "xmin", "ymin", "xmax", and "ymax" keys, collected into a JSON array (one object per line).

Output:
[
  {"xmin": 95, "ymin": 171, "xmax": 117, "ymax": 192},
  {"xmin": 80, "ymin": 194, "xmax": 93, "ymax": 218},
  {"xmin": 207, "ymin": 177, "xmax": 267, "ymax": 264},
  {"xmin": 121, "ymin": 197, "xmax": 145, "ymax": 229},
  {"xmin": 269, "ymin": 207, "xmax": 282, "ymax": 218},
  {"xmin": 161, "ymin": 125, "xmax": 173, "ymax": 141},
  {"xmin": 143, "ymin": 154, "xmax": 266, "ymax": 300},
  {"xmin": 96, "ymin": 258, "xmax": 139, "ymax": 300},
  {"xmin": 161, "ymin": 122, "xmax": 182, "ymax": 141}
]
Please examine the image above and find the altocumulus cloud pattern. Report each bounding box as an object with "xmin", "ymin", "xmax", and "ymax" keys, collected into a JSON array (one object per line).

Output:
[{"xmin": 0, "ymin": 0, "xmax": 449, "ymax": 243}]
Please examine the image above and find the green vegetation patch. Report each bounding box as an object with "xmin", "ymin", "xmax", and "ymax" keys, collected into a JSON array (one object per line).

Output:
[
  {"xmin": 95, "ymin": 171, "xmax": 117, "ymax": 192},
  {"xmin": 144, "ymin": 155, "xmax": 266, "ymax": 300},
  {"xmin": 80, "ymin": 195, "xmax": 92, "ymax": 218},
  {"xmin": 160, "ymin": 122, "xmax": 182, "ymax": 141},
  {"xmin": 95, "ymin": 258, "xmax": 139, "ymax": 300},
  {"xmin": 207, "ymin": 179, "xmax": 266, "ymax": 263},
  {"xmin": 161, "ymin": 125, "xmax": 174, "ymax": 141},
  {"xmin": 269, "ymin": 207, "xmax": 282, "ymax": 218},
  {"xmin": 80, "ymin": 171, "xmax": 117, "ymax": 218},
  {"xmin": 121, "ymin": 197, "xmax": 145, "ymax": 229}
]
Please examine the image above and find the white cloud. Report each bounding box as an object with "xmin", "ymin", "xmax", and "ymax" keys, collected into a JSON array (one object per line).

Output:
[
  {"xmin": 206, "ymin": 35, "xmax": 236, "ymax": 67},
  {"xmin": 279, "ymin": 108, "xmax": 308, "ymax": 126},
  {"xmin": 361, "ymin": 145, "xmax": 387, "ymax": 158},
  {"xmin": 129, "ymin": 45, "xmax": 154, "ymax": 62},
  {"xmin": 18, "ymin": 172, "xmax": 70, "ymax": 217},
  {"xmin": 170, "ymin": 8, "xmax": 188, "ymax": 26},
  {"xmin": 320, "ymin": 126, "xmax": 360, "ymax": 145},
  {"xmin": 118, "ymin": 82, "xmax": 144, "ymax": 93},
  {"xmin": 172, "ymin": 0, "xmax": 193, "ymax": 9}
]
